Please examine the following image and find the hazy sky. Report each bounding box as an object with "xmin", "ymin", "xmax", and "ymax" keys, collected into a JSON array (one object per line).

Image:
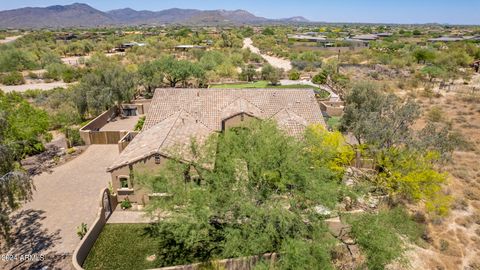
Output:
[{"xmin": 0, "ymin": 0, "xmax": 479, "ymax": 25}]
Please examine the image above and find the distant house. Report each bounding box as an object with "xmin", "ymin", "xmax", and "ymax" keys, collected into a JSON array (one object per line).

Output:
[
  {"xmin": 174, "ymin": 45, "xmax": 207, "ymax": 51},
  {"xmin": 375, "ymin": 32, "xmax": 393, "ymax": 38},
  {"xmin": 465, "ymin": 36, "xmax": 480, "ymax": 41},
  {"xmin": 107, "ymin": 88, "xmax": 326, "ymax": 204},
  {"xmin": 287, "ymin": 34, "xmax": 327, "ymax": 42},
  {"xmin": 116, "ymin": 42, "xmax": 146, "ymax": 52},
  {"xmin": 351, "ymin": 34, "xmax": 379, "ymax": 41},
  {"xmin": 56, "ymin": 33, "xmax": 77, "ymax": 41},
  {"xmin": 427, "ymin": 36, "xmax": 465, "ymax": 42}
]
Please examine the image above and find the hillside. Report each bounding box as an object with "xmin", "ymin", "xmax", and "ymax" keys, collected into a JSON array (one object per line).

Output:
[{"xmin": 0, "ymin": 3, "xmax": 310, "ymax": 28}]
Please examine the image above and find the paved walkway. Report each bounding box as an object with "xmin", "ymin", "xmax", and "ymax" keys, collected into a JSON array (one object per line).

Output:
[
  {"xmin": 243, "ymin": 38, "xmax": 292, "ymax": 71},
  {"xmin": 1, "ymin": 145, "xmax": 119, "ymax": 270}
]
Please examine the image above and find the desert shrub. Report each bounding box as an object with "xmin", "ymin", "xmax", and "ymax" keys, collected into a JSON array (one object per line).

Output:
[
  {"xmin": 1, "ymin": 71, "xmax": 25, "ymax": 85},
  {"xmin": 134, "ymin": 116, "xmax": 146, "ymax": 131},
  {"xmin": 348, "ymin": 208, "xmax": 424, "ymax": 270},
  {"xmin": 288, "ymin": 69, "xmax": 300, "ymax": 80},
  {"xmin": 427, "ymin": 106, "xmax": 444, "ymax": 122}
]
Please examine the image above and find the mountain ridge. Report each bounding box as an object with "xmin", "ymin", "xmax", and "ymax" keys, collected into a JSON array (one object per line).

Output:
[{"xmin": 0, "ymin": 3, "xmax": 311, "ymax": 28}]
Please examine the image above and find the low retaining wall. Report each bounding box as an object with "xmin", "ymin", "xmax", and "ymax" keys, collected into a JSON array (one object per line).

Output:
[
  {"xmin": 79, "ymin": 107, "xmax": 118, "ymax": 145},
  {"xmin": 118, "ymin": 131, "xmax": 139, "ymax": 153},
  {"xmin": 72, "ymin": 188, "xmax": 117, "ymax": 270},
  {"xmin": 319, "ymin": 101, "xmax": 345, "ymax": 117},
  {"xmin": 149, "ymin": 253, "xmax": 278, "ymax": 270}
]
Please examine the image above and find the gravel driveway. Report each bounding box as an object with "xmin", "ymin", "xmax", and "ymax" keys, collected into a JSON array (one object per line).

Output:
[{"xmin": 1, "ymin": 145, "xmax": 119, "ymax": 270}]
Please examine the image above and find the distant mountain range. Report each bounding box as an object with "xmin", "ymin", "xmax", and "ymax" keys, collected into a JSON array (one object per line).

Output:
[{"xmin": 0, "ymin": 3, "xmax": 311, "ymax": 28}]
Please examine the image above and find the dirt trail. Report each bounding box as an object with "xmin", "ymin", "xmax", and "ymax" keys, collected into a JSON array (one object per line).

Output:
[
  {"xmin": 0, "ymin": 35, "xmax": 23, "ymax": 44},
  {"xmin": 243, "ymin": 38, "xmax": 292, "ymax": 71},
  {"xmin": 0, "ymin": 81, "xmax": 74, "ymax": 92}
]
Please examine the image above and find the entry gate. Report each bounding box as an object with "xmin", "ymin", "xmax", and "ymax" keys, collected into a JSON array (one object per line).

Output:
[{"xmin": 102, "ymin": 189, "xmax": 112, "ymax": 219}]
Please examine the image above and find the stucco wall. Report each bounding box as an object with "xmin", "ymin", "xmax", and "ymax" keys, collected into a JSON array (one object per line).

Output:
[
  {"xmin": 111, "ymin": 154, "xmax": 166, "ymax": 204},
  {"xmin": 222, "ymin": 113, "xmax": 256, "ymax": 130},
  {"xmin": 118, "ymin": 131, "xmax": 139, "ymax": 153},
  {"xmin": 72, "ymin": 188, "xmax": 116, "ymax": 270},
  {"xmin": 319, "ymin": 101, "xmax": 345, "ymax": 117}
]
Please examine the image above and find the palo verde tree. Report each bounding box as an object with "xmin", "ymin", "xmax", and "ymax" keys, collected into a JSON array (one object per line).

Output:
[
  {"xmin": 137, "ymin": 121, "xmax": 343, "ymax": 268},
  {"xmin": 340, "ymin": 82, "xmax": 455, "ymax": 216}
]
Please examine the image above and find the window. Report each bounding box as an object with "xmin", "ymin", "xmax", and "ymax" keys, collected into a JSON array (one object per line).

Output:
[{"xmin": 119, "ymin": 177, "xmax": 129, "ymax": 189}]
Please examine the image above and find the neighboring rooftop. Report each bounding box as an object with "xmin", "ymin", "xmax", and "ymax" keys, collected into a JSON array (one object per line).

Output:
[
  {"xmin": 351, "ymin": 34, "xmax": 379, "ymax": 41},
  {"xmin": 427, "ymin": 36, "xmax": 467, "ymax": 42},
  {"xmin": 287, "ymin": 34, "xmax": 327, "ymax": 41},
  {"xmin": 108, "ymin": 88, "xmax": 325, "ymax": 171}
]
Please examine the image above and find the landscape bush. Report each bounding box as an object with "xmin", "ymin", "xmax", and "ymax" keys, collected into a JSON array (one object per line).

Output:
[
  {"xmin": 1, "ymin": 71, "xmax": 25, "ymax": 85},
  {"xmin": 347, "ymin": 208, "xmax": 424, "ymax": 270}
]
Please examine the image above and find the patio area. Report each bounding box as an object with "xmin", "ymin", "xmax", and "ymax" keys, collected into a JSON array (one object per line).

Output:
[{"xmin": 99, "ymin": 115, "xmax": 141, "ymax": 131}]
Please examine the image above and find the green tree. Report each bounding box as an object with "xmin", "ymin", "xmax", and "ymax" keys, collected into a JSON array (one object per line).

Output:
[
  {"xmin": 139, "ymin": 121, "xmax": 340, "ymax": 268},
  {"xmin": 262, "ymin": 27, "xmax": 275, "ymax": 35},
  {"xmin": 159, "ymin": 57, "xmax": 205, "ymax": 87},
  {"xmin": 348, "ymin": 208, "xmax": 424, "ymax": 270},
  {"xmin": 413, "ymin": 48, "xmax": 436, "ymax": 64},
  {"xmin": 420, "ymin": 65, "xmax": 445, "ymax": 83},
  {"xmin": 0, "ymin": 96, "xmax": 37, "ymax": 248},
  {"xmin": 239, "ymin": 65, "xmax": 257, "ymax": 82},
  {"xmin": 261, "ymin": 64, "xmax": 282, "ymax": 85},
  {"xmin": 0, "ymin": 91, "xmax": 51, "ymax": 156},
  {"xmin": 73, "ymin": 64, "xmax": 135, "ymax": 117},
  {"xmin": 138, "ymin": 60, "xmax": 165, "ymax": 94},
  {"xmin": 0, "ymin": 48, "xmax": 38, "ymax": 72},
  {"xmin": 340, "ymin": 82, "xmax": 420, "ymax": 147}
]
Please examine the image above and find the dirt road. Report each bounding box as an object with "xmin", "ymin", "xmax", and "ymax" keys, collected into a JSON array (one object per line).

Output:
[{"xmin": 243, "ymin": 38, "xmax": 292, "ymax": 71}]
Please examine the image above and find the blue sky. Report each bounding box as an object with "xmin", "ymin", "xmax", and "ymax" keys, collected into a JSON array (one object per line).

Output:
[{"xmin": 1, "ymin": 0, "xmax": 479, "ymax": 25}]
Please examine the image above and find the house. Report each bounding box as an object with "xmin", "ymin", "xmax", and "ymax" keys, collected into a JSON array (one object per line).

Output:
[
  {"xmin": 115, "ymin": 42, "xmax": 146, "ymax": 52},
  {"xmin": 375, "ymin": 32, "xmax": 393, "ymax": 38},
  {"xmin": 174, "ymin": 45, "xmax": 207, "ymax": 51},
  {"xmin": 351, "ymin": 34, "xmax": 379, "ymax": 41},
  {"xmin": 427, "ymin": 36, "xmax": 465, "ymax": 42},
  {"xmin": 107, "ymin": 88, "xmax": 326, "ymax": 204},
  {"xmin": 287, "ymin": 34, "xmax": 327, "ymax": 42}
]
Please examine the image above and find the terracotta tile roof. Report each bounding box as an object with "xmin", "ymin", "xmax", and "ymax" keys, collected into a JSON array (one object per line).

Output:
[{"xmin": 108, "ymin": 88, "xmax": 325, "ymax": 171}]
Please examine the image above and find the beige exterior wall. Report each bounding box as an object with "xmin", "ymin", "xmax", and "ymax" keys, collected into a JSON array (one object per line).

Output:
[
  {"xmin": 222, "ymin": 113, "xmax": 257, "ymax": 130},
  {"xmin": 110, "ymin": 154, "xmax": 167, "ymax": 204},
  {"xmin": 319, "ymin": 101, "xmax": 345, "ymax": 117}
]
